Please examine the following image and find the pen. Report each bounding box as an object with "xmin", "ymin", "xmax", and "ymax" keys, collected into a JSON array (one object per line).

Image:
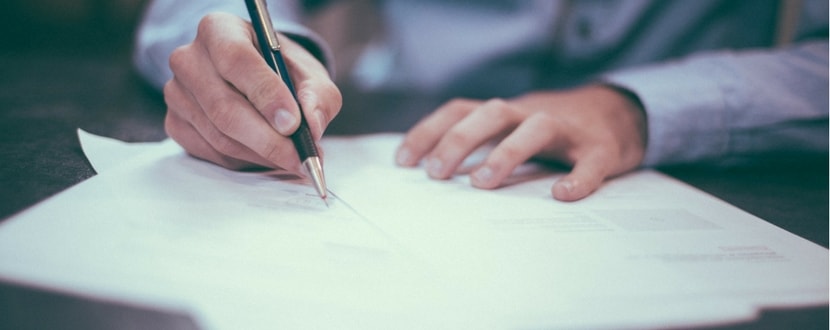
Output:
[{"xmin": 244, "ymin": 0, "xmax": 328, "ymax": 204}]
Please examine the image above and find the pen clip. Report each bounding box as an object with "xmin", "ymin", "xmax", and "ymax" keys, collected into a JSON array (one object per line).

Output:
[{"xmin": 251, "ymin": 0, "xmax": 281, "ymax": 51}]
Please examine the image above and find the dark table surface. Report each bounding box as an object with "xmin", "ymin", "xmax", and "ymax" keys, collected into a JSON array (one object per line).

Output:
[{"xmin": 1, "ymin": 23, "xmax": 827, "ymax": 330}]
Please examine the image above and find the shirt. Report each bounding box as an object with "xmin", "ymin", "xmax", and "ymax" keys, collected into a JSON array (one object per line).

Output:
[{"xmin": 133, "ymin": 0, "xmax": 829, "ymax": 167}]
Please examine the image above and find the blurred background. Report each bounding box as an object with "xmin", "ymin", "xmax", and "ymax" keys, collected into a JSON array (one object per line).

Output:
[
  {"xmin": 0, "ymin": 0, "xmax": 163, "ymax": 220},
  {"xmin": 0, "ymin": 0, "xmax": 376, "ymax": 82},
  {"xmin": 0, "ymin": 0, "xmax": 147, "ymax": 53}
]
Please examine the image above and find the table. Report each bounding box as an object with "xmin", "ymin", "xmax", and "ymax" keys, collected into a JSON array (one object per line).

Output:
[{"xmin": 0, "ymin": 41, "xmax": 826, "ymax": 330}]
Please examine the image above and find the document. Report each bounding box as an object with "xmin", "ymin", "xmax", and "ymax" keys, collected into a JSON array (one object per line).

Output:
[{"xmin": 0, "ymin": 131, "xmax": 826, "ymax": 329}]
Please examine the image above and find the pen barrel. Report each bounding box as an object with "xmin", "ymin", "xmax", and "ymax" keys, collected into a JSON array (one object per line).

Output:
[
  {"xmin": 246, "ymin": 0, "xmax": 274, "ymax": 66},
  {"xmin": 245, "ymin": 0, "xmax": 320, "ymax": 162},
  {"xmin": 272, "ymin": 50, "xmax": 301, "ymax": 109},
  {"xmin": 273, "ymin": 51, "xmax": 320, "ymax": 160},
  {"xmin": 291, "ymin": 121, "xmax": 318, "ymax": 160}
]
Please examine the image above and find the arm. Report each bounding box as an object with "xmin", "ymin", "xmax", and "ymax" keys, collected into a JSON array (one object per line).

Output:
[
  {"xmin": 604, "ymin": 40, "xmax": 829, "ymax": 167},
  {"xmin": 606, "ymin": 0, "xmax": 829, "ymax": 166},
  {"xmin": 398, "ymin": 30, "xmax": 827, "ymax": 202}
]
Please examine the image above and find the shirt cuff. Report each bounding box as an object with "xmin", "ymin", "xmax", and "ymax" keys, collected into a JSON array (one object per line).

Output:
[
  {"xmin": 133, "ymin": 2, "xmax": 334, "ymax": 88},
  {"xmin": 602, "ymin": 57, "xmax": 735, "ymax": 167},
  {"xmin": 277, "ymin": 24, "xmax": 335, "ymax": 79}
]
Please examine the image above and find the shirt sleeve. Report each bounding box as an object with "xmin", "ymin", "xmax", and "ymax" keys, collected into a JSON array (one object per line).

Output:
[
  {"xmin": 132, "ymin": 0, "xmax": 333, "ymax": 89},
  {"xmin": 602, "ymin": 0, "xmax": 830, "ymax": 167},
  {"xmin": 604, "ymin": 40, "xmax": 828, "ymax": 167}
]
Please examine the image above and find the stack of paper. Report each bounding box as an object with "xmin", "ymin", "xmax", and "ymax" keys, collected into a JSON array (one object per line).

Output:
[{"xmin": 0, "ymin": 131, "xmax": 825, "ymax": 329}]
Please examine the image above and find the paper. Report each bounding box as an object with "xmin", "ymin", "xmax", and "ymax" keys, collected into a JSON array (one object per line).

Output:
[
  {"xmin": 78, "ymin": 129, "xmax": 162, "ymax": 173},
  {"xmin": 0, "ymin": 131, "xmax": 826, "ymax": 329}
]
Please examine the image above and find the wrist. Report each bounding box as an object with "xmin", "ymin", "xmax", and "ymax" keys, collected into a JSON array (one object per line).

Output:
[
  {"xmin": 598, "ymin": 83, "xmax": 645, "ymax": 115},
  {"xmin": 595, "ymin": 83, "xmax": 649, "ymax": 166}
]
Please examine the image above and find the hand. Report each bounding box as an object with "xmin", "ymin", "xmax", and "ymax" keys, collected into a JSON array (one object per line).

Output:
[
  {"xmin": 395, "ymin": 85, "xmax": 647, "ymax": 201},
  {"xmin": 164, "ymin": 12, "xmax": 341, "ymax": 171}
]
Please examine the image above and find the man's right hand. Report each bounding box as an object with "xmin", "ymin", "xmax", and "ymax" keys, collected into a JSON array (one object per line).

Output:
[{"xmin": 164, "ymin": 12, "xmax": 341, "ymax": 172}]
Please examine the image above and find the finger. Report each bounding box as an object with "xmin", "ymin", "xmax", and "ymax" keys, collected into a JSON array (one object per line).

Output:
[
  {"xmin": 198, "ymin": 13, "xmax": 301, "ymax": 136},
  {"xmin": 165, "ymin": 113, "xmax": 255, "ymax": 170},
  {"xmin": 193, "ymin": 76, "xmax": 301, "ymax": 172},
  {"xmin": 163, "ymin": 79, "xmax": 274, "ymax": 168},
  {"xmin": 271, "ymin": 35, "xmax": 342, "ymax": 141},
  {"xmin": 171, "ymin": 33, "xmax": 301, "ymax": 172},
  {"xmin": 471, "ymin": 113, "xmax": 562, "ymax": 189},
  {"xmin": 426, "ymin": 99, "xmax": 521, "ymax": 179},
  {"xmin": 552, "ymin": 150, "xmax": 613, "ymax": 202},
  {"xmin": 279, "ymin": 34, "xmax": 332, "ymax": 81},
  {"xmin": 294, "ymin": 79, "xmax": 342, "ymax": 141},
  {"xmin": 396, "ymin": 99, "xmax": 480, "ymax": 167}
]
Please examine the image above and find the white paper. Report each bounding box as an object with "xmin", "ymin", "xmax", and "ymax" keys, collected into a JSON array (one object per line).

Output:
[
  {"xmin": 78, "ymin": 129, "xmax": 163, "ymax": 173},
  {"xmin": 0, "ymin": 132, "xmax": 825, "ymax": 330}
]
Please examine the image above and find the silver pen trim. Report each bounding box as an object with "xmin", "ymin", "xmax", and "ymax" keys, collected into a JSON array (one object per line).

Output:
[
  {"xmin": 303, "ymin": 156, "xmax": 327, "ymax": 202},
  {"xmin": 252, "ymin": 0, "xmax": 281, "ymax": 51}
]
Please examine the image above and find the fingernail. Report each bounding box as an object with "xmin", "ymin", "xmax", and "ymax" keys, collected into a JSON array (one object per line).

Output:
[
  {"xmin": 274, "ymin": 109, "xmax": 296, "ymax": 135},
  {"xmin": 427, "ymin": 157, "xmax": 443, "ymax": 177},
  {"xmin": 472, "ymin": 166, "xmax": 493, "ymax": 185},
  {"xmin": 396, "ymin": 147, "xmax": 412, "ymax": 165},
  {"xmin": 557, "ymin": 180, "xmax": 574, "ymax": 194}
]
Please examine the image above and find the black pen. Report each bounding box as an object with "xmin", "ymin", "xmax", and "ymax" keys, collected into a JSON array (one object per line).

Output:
[{"xmin": 244, "ymin": 0, "xmax": 328, "ymax": 204}]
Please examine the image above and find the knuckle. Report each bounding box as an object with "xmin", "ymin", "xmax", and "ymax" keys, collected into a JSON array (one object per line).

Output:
[
  {"xmin": 248, "ymin": 80, "xmax": 278, "ymax": 109},
  {"xmin": 295, "ymin": 80, "xmax": 342, "ymax": 119},
  {"xmin": 296, "ymin": 84, "xmax": 316, "ymax": 108},
  {"xmin": 294, "ymin": 80, "xmax": 312, "ymax": 96},
  {"xmin": 162, "ymin": 81, "xmax": 189, "ymax": 118},
  {"xmin": 531, "ymin": 110, "xmax": 556, "ymax": 122},
  {"xmin": 208, "ymin": 100, "xmax": 241, "ymax": 133},
  {"xmin": 211, "ymin": 134, "xmax": 243, "ymax": 156},
  {"xmin": 483, "ymin": 98, "xmax": 509, "ymax": 108},
  {"xmin": 197, "ymin": 12, "xmax": 226, "ymax": 37},
  {"xmin": 444, "ymin": 98, "xmax": 475, "ymax": 116},
  {"xmin": 162, "ymin": 80, "xmax": 175, "ymax": 96},
  {"xmin": 168, "ymin": 45, "xmax": 195, "ymax": 74},
  {"xmin": 161, "ymin": 81, "xmax": 177, "ymax": 105},
  {"xmin": 531, "ymin": 112, "xmax": 561, "ymax": 129},
  {"xmin": 168, "ymin": 47, "xmax": 185, "ymax": 71},
  {"xmin": 479, "ymin": 98, "xmax": 514, "ymax": 119},
  {"xmin": 196, "ymin": 12, "xmax": 254, "ymax": 77},
  {"xmin": 163, "ymin": 114, "xmax": 181, "ymax": 140},
  {"xmin": 261, "ymin": 140, "xmax": 287, "ymax": 163},
  {"xmin": 495, "ymin": 143, "xmax": 525, "ymax": 161},
  {"xmin": 213, "ymin": 45, "xmax": 248, "ymax": 77},
  {"xmin": 443, "ymin": 127, "xmax": 475, "ymax": 147},
  {"xmin": 447, "ymin": 98, "xmax": 473, "ymax": 108},
  {"xmin": 320, "ymin": 82, "xmax": 343, "ymax": 111},
  {"xmin": 399, "ymin": 129, "xmax": 425, "ymax": 149}
]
